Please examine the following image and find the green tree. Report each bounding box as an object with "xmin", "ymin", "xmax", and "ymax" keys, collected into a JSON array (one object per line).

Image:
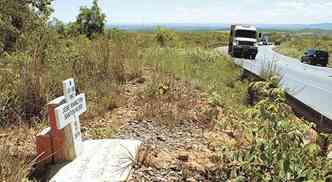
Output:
[
  {"xmin": 75, "ymin": 0, "xmax": 106, "ymax": 38},
  {"xmin": 0, "ymin": 0, "xmax": 53, "ymax": 52}
]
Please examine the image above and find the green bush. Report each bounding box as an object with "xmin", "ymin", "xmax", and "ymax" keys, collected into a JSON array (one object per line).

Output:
[
  {"xmin": 214, "ymin": 78, "xmax": 332, "ymax": 181},
  {"xmin": 154, "ymin": 27, "xmax": 178, "ymax": 47}
]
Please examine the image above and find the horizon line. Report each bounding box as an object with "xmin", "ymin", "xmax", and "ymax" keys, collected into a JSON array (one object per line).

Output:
[{"xmin": 109, "ymin": 22, "xmax": 332, "ymax": 25}]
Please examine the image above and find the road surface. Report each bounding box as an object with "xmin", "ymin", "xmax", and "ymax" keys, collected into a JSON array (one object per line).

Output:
[{"xmin": 217, "ymin": 46, "xmax": 332, "ymax": 121}]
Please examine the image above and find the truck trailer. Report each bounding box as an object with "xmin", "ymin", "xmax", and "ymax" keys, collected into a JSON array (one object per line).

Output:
[{"xmin": 228, "ymin": 25, "xmax": 258, "ymax": 59}]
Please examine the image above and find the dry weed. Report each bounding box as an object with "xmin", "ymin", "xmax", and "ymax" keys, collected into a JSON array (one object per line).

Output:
[
  {"xmin": 0, "ymin": 126, "xmax": 38, "ymax": 182},
  {"xmin": 134, "ymin": 73, "xmax": 221, "ymax": 129}
]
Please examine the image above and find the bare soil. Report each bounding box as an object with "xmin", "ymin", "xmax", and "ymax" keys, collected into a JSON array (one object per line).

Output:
[{"xmin": 89, "ymin": 69, "xmax": 232, "ymax": 181}]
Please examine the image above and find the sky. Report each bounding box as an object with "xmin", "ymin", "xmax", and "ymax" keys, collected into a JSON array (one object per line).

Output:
[{"xmin": 52, "ymin": 0, "xmax": 332, "ymax": 24}]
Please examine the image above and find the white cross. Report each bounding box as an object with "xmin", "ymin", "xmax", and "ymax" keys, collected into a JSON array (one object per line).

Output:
[{"xmin": 55, "ymin": 78, "xmax": 87, "ymax": 158}]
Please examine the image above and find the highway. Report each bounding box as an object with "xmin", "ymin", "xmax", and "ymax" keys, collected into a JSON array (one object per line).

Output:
[{"xmin": 217, "ymin": 46, "xmax": 332, "ymax": 121}]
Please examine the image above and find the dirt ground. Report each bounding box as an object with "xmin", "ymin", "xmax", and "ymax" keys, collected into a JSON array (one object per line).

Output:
[{"xmin": 80, "ymin": 70, "xmax": 235, "ymax": 181}]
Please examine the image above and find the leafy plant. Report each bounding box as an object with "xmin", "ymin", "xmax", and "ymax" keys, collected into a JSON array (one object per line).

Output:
[
  {"xmin": 215, "ymin": 78, "xmax": 331, "ymax": 181},
  {"xmin": 154, "ymin": 27, "xmax": 177, "ymax": 47},
  {"xmin": 0, "ymin": 0, "xmax": 53, "ymax": 52}
]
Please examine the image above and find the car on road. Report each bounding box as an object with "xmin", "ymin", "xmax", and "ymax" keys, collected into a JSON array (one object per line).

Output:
[{"xmin": 301, "ymin": 49, "xmax": 329, "ymax": 67}]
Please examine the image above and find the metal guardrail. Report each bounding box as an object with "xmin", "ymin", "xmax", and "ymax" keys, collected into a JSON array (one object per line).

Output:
[{"xmin": 232, "ymin": 46, "xmax": 332, "ymax": 123}]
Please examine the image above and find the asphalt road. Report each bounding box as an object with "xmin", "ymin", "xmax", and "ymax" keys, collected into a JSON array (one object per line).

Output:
[{"xmin": 217, "ymin": 46, "xmax": 332, "ymax": 121}]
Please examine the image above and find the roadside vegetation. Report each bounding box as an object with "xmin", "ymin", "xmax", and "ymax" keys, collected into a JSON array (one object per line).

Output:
[
  {"xmin": 276, "ymin": 34, "xmax": 332, "ymax": 67},
  {"xmin": 0, "ymin": 1, "xmax": 331, "ymax": 181}
]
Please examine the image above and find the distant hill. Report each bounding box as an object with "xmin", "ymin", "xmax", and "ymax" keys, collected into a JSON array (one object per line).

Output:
[
  {"xmin": 257, "ymin": 23, "xmax": 332, "ymax": 31},
  {"xmin": 108, "ymin": 23, "xmax": 332, "ymax": 32},
  {"xmin": 305, "ymin": 23, "xmax": 332, "ymax": 30},
  {"xmin": 108, "ymin": 23, "xmax": 228, "ymax": 32}
]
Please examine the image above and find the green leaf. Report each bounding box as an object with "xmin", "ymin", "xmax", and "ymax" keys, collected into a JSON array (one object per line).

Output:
[{"xmin": 304, "ymin": 144, "xmax": 321, "ymax": 157}]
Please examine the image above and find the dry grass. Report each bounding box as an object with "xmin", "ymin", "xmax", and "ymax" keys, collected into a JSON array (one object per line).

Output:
[
  {"xmin": 0, "ymin": 31, "xmax": 232, "ymax": 180},
  {"xmin": 0, "ymin": 144, "xmax": 30, "ymax": 182},
  {"xmin": 0, "ymin": 126, "xmax": 41, "ymax": 182},
  {"xmin": 134, "ymin": 72, "xmax": 220, "ymax": 129}
]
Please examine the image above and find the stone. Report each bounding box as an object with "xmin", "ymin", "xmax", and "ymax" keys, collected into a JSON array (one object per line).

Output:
[
  {"xmin": 186, "ymin": 177, "xmax": 197, "ymax": 182},
  {"xmin": 134, "ymin": 77, "xmax": 146, "ymax": 84},
  {"xmin": 50, "ymin": 139, "xmax": 142, "ymax": 182},
  {"xmin": 206, "ymin": 131, "xmax": 235, "ymax": 151},
  {"xmin": 184, "ymin": 161, "xmax": 205, "ymax": 173},
  {"xmin": 303, "ymin": 128, "xmax": 317, "ymax": 145},
  {"xmin": 150, "ymin": 151, "xmax": 174, "ymax": 170},
  {"xmin": 152, "ymin": 177, "xmax": 167, "ymax": 182},
  {"xmin": 177, "ymin": 153, "xmax": 189, "ymax": 162},
  {"xmin": 157, "ymin": 136, "xmax": 166, "ymax": 142},
  {"xmin": 327, "ymin": 144, "xmax": 332, "ymax": 159},
  {"xmin": 328, "ymin": 152, "xmax": 332, "ymax": 159}
]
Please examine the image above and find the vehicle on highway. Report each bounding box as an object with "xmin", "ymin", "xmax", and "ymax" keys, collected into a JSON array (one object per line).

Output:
[
  {"xmin": 228, "ymin": 25, "xmax": 258, "ymax": 60},
  {"xmin": 258, "ymin": 41, "xmax": 273, "ymax": 46},
  {"xmin": 258, "ymin": 41, "xmax": 265, "ymax": 46},
  {"xmin": 301, "ymin": 48, "xmax": 329, "ymax": 67}
]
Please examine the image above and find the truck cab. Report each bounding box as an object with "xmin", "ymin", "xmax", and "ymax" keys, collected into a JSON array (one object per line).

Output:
[{"xmin": 228, "ymin": 25, "xmax": 258, "ymax": 59}]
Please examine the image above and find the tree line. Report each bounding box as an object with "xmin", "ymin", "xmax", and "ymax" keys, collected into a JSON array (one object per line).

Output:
[{"xmin": 0, "ymin": 0, "xmax": 106, "ymax": 53}]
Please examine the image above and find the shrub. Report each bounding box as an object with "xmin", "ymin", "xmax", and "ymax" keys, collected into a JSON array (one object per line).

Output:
[
  {"xmin": 212, "ymin": 78, "xmax": 332, "ymax": 181},
  {"xmin": 154, "ymin": 27, "xmax": 178, "ymax": 47}
]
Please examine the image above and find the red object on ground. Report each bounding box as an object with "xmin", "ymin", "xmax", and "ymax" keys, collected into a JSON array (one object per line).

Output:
[
  {"xmin": 35, "ymin": 97, "xmax": 67, "ymax": 166},
  {"xmin": 35, "ymin": 128, "xmax": 52, "ymax": 166}
]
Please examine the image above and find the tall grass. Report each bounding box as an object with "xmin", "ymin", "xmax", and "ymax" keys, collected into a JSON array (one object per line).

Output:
[
  {"xmin": 0, "ymin": 31, "xmax": 146, "ymax": 126},
  {"xmin": 144, "ymin": 47, "xmax": 248, "ymax": 111}
]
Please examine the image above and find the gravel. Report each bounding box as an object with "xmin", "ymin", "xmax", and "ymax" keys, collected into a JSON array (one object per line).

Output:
[{"xmin": 114, "ymin": 119, "xmax": 213, "ymax": 181}]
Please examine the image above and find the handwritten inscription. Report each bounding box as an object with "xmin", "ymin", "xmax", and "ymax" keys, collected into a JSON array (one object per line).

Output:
[
  {"xmin": 55, "ymin": 94, "xmax": 87, "ymax": 129},
  {"xmin": 63, "ymin": 97, "xmax": 84, "ymax": 120}
]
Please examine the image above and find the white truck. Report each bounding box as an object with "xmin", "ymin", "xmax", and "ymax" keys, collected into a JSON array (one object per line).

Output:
[{"xmin": 228, "ymin": 25, "xmax": 258, "ymax": 59}]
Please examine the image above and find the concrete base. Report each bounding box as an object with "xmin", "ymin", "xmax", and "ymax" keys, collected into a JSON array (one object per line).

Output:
[{"xmin": 49, "ymin": 139, "xmax": 142, "ymax": 182}]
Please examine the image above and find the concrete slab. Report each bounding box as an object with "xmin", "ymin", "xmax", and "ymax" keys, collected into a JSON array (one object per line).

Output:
[{"xmin": 50, "ymin": 139, "xmax": 142, "ymax": 182}]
